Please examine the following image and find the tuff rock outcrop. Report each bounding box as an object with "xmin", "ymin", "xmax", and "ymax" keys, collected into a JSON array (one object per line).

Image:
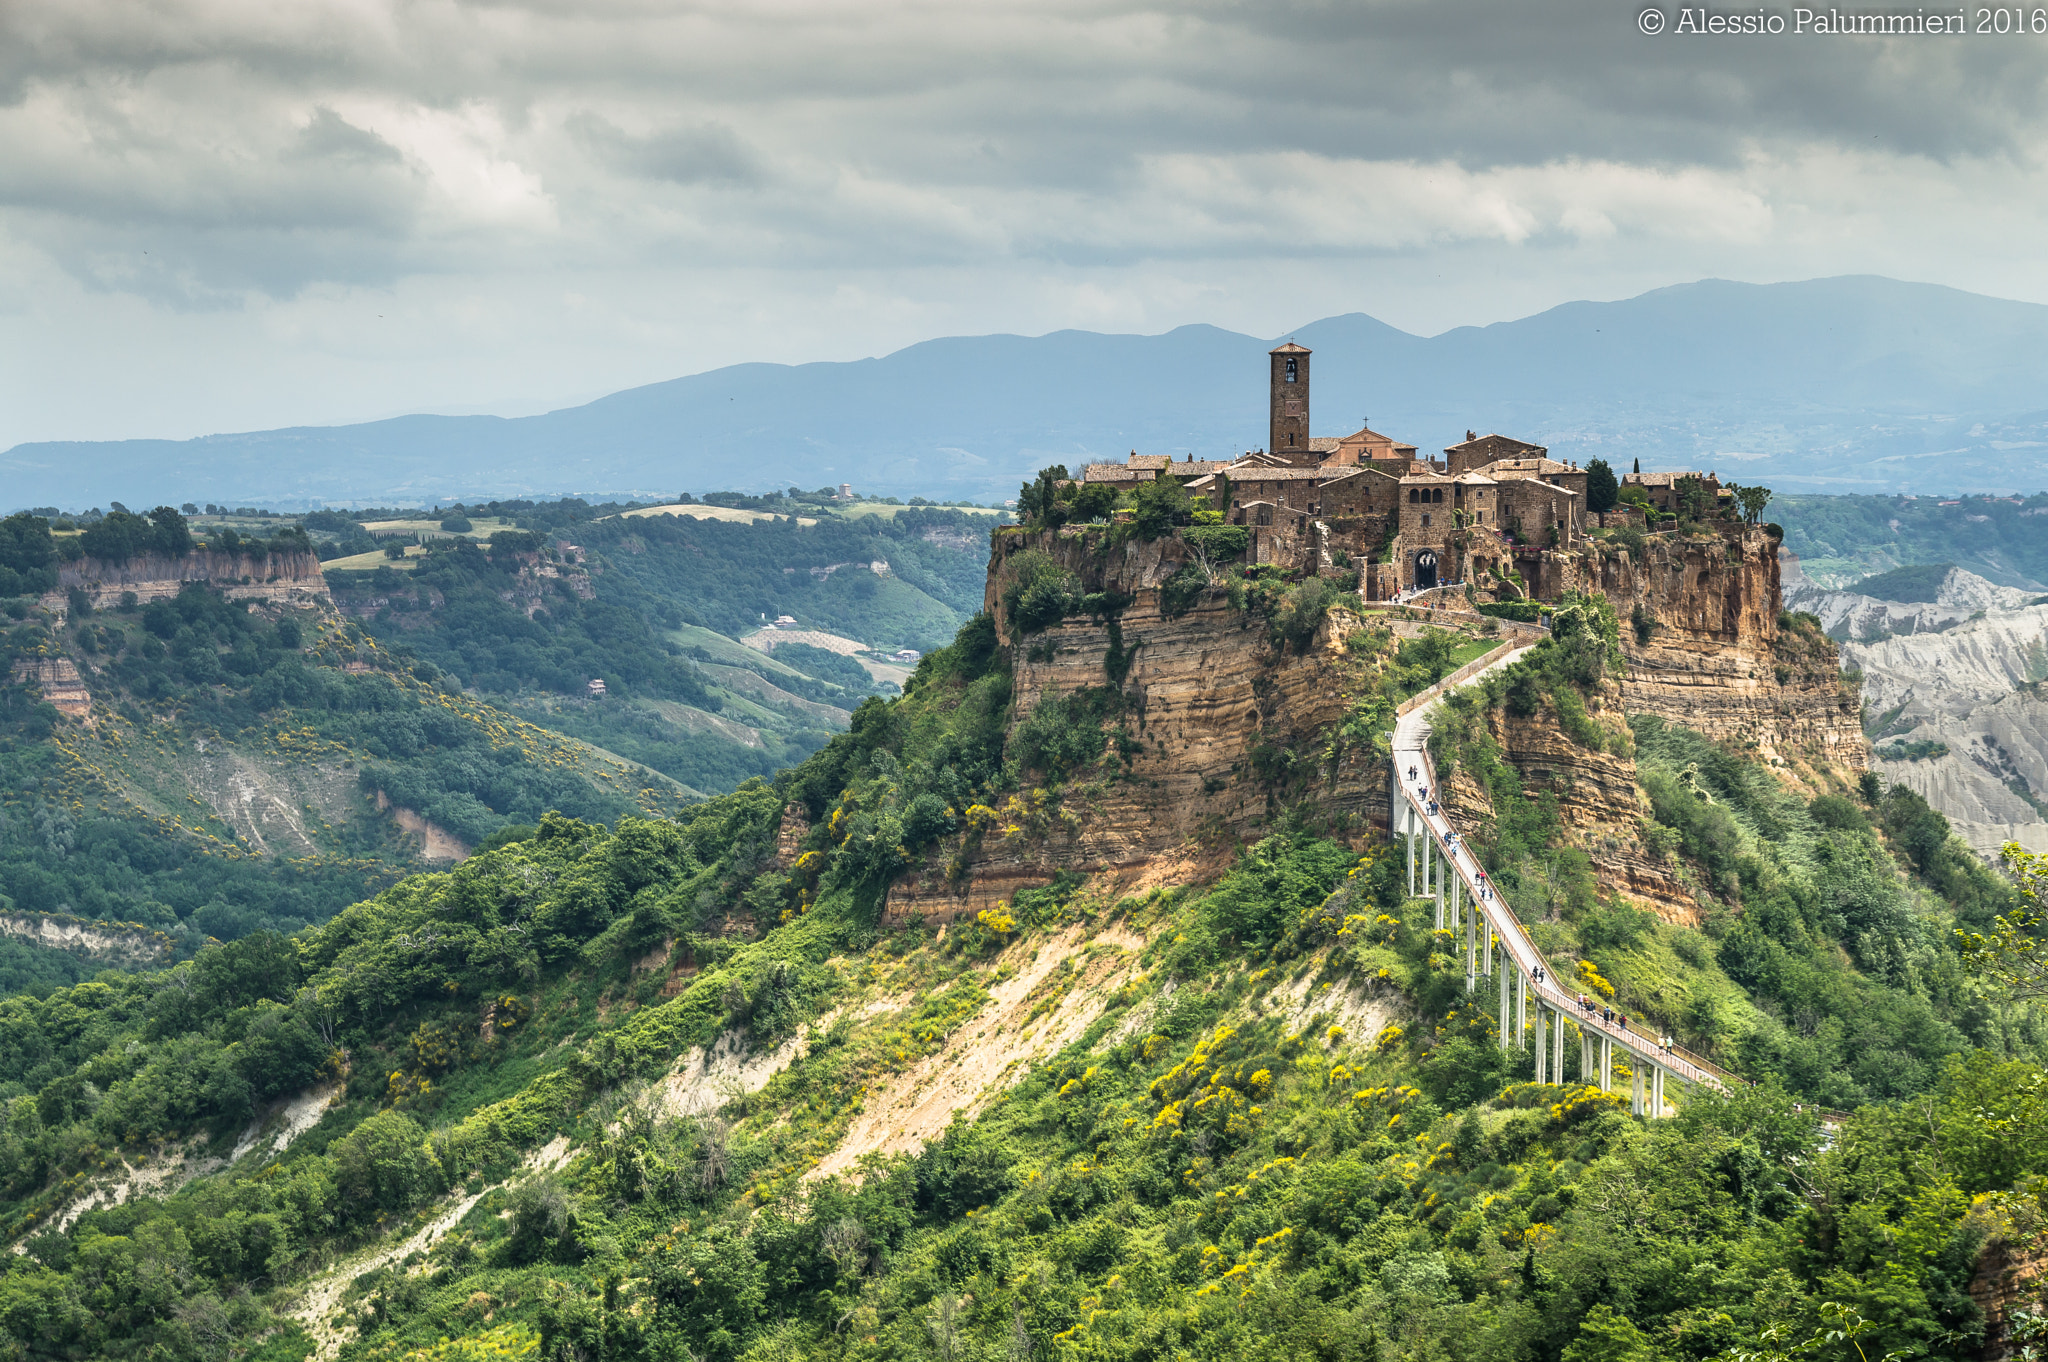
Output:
[{"xmin": 885, "ymin": 524, "xmax": 1868, "ymax": 928}]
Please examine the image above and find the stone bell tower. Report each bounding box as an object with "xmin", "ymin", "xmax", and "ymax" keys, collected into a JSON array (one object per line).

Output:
[{"xmin": 1270, "ymin": 342, "xmax": 1310, "ymax": 463}]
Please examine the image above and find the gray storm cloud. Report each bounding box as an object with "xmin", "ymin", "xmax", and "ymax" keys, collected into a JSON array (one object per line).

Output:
[
  {"xmin": 0, "ymin": 0, "xmax": 2044, "ymax": 448},
  {"xmin": 4, "ymin": 0, "xmax": 2039, "ymax": 294}
]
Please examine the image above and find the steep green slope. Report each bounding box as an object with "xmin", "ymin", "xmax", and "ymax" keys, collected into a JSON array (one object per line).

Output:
[
  {"xmin": 0, "ymin": 501, "xmax": 1001, "ymax": 984},
  {"xmin": 322, "ymin": 504, "xmax": 997, "ymax": 799},
  {"xmin": 2, "ymin": 612, "xmax": 2043, "ymax": 1362},
  {"xmin": 0, "ymin": 565, "xmax": 690, "ymax": 977}
]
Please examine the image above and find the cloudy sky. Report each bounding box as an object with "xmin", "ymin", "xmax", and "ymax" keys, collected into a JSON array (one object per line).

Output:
[{"xmin": 3, "ymin": 0, "xmax": 2046, "ymax": 450}]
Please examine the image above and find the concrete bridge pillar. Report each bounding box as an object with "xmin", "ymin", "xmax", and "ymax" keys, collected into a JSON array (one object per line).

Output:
[
  {"xmin": 1651, "ymin": 1065, "xmax": 1666, "ymax": 1118},
  {"xmin": 1497, "ymin": 954, "xmax": 1510, "ymax": 1050},
  {"xmin": 1463, "ymin": 893, "xmax": 1475, "ymax": 994},
  {"xmin": 1533, "ymin": 1005, "xmax": 1547, "ymax": 1084},
  {"xmin": 1515, "ymin": 969, "xmax": 1527, "ymax": 1046},
  {"xmin": 1581, "ymin": 1031, "xmax": 1594, "ymax": 1085},
  {"xmin": 1600, "ymin": 1035, "xmax": 1613, "ymax": 1093},
  {"xmin": 1631, "ymin": 1059, "xmax": 1645, "ymax": 1116}
]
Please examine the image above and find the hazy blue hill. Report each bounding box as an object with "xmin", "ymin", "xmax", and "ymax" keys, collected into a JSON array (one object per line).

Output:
[{"xmin": 9, "ymin": 275, "xmax": 2048, "ymax": 508}]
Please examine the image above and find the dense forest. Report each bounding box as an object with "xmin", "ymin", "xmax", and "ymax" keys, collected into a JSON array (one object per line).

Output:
[
  {"xmin": 3, "ymin": 564, "xmax": 2047, "ymax": 1362},
  {"xmin": 0, "ymin": 498, "xmax": 1004, "ymax": 991}
]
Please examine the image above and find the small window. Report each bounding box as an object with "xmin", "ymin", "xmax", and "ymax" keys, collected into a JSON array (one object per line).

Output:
[
  {"xmin": 1285, "ymin": 358, "xmax": 1298, "ymax": 383},
  {"xmin": 1422, "ymin": 513, "xmax": 1431, "ymax": 528}
]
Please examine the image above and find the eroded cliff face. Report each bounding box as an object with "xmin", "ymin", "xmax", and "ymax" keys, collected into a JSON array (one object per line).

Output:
[
  {"xmin": 1440, "ymin": 691, "xmax": 1702, "ymax": 924},
  {"xmin": 1590, "ymin": 527, "xmax": 1865, "ymax": 776},
  {"xmin": 888, "ymin": 528, "xmax": 1389, "ymax": 924},
  {"xmin": 889, "ymin": 523, "xmax": 1868, "ymax": 927},
  {"xmin": 54, "ymin": 549, "xmax": 331, "ymax": 613},
  {"xmin": 0, "ymin": 914, "xmax": 175, "ymax": 970}
]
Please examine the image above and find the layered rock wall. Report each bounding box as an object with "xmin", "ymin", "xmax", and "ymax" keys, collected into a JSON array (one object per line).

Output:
[
  {"xmin": 7, "ymin": 656, "xmax": 93, "ymax": 723},
  {"xmin": 1594, "ymin": 528, "xmax": 1865, "ymax": 772},
  {"xmin": 888, "ymin": 528, "xmax": 1388, "ymax": 924},
  {"xmin": 54, "ymin": 549, "xmax": 331, "ymax": 613},
  {"xmin": 888, "ymin": 522, "xmax": 1866, "ymax": 927}
]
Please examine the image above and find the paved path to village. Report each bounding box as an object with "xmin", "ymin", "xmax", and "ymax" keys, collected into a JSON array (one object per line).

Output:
[{"xmin": 1390, "ymin": 643, "xmax": 1739, "ymax": 1104}]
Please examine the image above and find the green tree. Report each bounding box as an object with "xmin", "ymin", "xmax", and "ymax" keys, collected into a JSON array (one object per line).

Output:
[
  {"xmin": 1733, "ymin": 483, "xmax": 1773, "ymax": 525},
  {"xmin": 330, "ymin": 1110, "xmax": 438, "ymax": 1217},
  {"xmin": 1562, "ymin": 1304, "xmax": 1661, "ymax": 1362},
  {"xmin": 1128, "ymin": 472, "xmax": 1193, "ymax": 540},
  {"xmin": 1016, "ymin": 466, "xmax": 1071, "ymax": 529},
  {"xmin": 1585, "ymin": 459, "xmax": 1620, "ymax": 514}
]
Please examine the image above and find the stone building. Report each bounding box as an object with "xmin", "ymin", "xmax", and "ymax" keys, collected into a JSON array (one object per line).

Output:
[
  {"xmin": 1054, "ymin": 341, "xmax": 1625, "ymax": 598},
  {"xmin": 1444, "ymin": 432, "xmax": 1546, "ymax": 475},
  {"xmin": 1270, "ymin": 342, "xmax": 1312, "ymax": 461},
  {"xmin": 1079, "ymin": 452, "xmax": 1237, "ymax": 492},
  {"xmin": 1624, "ymin": 469, "xmax": 1728, "ymax": 514}
]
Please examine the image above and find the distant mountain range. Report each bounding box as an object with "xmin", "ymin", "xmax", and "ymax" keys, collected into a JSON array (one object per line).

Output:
[{"xmin": 9, "ymin": 274, "xmax": 2048, "ymax": 509}]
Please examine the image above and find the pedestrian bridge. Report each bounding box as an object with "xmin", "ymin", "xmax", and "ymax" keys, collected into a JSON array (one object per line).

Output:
[{"xmin": 1388, "ymin": 639, "xmax": 1744, "ymax": 1118}]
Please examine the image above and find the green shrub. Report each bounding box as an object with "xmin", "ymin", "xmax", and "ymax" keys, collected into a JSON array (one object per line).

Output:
[
  {"xmin": 1159, "ymin": 563, "xmax": 1208, "ymax": 618},
  {"xmin": 1182, "ymin": 525, "xmax": 1249, "ymax": 562},
  {"xmin": 1476, "ymin": 600, "xmax": 1544, "ymax": 623},
  {"xmin": 1269, "ymin": 577, "xmax": 1341, "ymax": 653},
  {"xmin": 1809, "ymin": 793, "xmax": 1870, "ymax": 831},
  {"xmin": 1007, "ymin": 686, "xmax": 1119, "ymax": 781},
  {"xmin": 1000, "ymin": 551, "xmax": 1082, "ymax": 635}
]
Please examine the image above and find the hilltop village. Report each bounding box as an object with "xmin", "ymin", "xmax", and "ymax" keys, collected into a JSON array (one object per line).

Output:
[{"xmin": 1075, "ymin": 342, "xmax": 1737, "ymax": 600}]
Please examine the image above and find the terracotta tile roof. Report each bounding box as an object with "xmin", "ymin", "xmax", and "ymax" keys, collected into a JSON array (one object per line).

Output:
[
  {"xmin": 1510, "ymin": 479, "xmax": 1582, "ymax": 499},
  {"xmin": 1483, "ymin": 457, "xmax": 1581, "ymax": 480},
  {"xmin": 1127, "ymin": 454, "xmax": 1173, "ymax": 470},
  {"xmin": 1227, "ymin": 467, "xmax": 1335, "ymax": 481},
  {"xmin": 1447, "ymin": 433, "xmax": 1547, "ymax": 457},
  {"xmin": 1269, "ymin": 341, "xmax": 1311, "ymax": 354},
  {"xmin": 1080, "ymin": 464, "xmax": 1148, "ymax": 482},
  {"xmin": 1342, "ymin": 424, "xmax": 1419, "ymax": 451}
]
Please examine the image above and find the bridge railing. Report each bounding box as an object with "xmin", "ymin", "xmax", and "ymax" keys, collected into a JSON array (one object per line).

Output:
[
  {"xmin": 1396, "ymin": 674, "xmax": 1731, "ymax": 1094},
  {"xmin": 1392, "ymin": 633, "xmax": 1853, "ymax": 1122}
]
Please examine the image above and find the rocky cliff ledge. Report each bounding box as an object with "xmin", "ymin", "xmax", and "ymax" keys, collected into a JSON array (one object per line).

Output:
[
  {"xmin": 884, "ymin": 523, "xmax": 1868, "ymax": 928},
  {"xmin": 53, "ymin": 549, "xmax": 333, "ymax": 614},
  {"xmin": 1595, "ymin": 527, "xmax": 1865, "ymax": 776},
  {"xmin": 887, "ymin": 527, "xmax": 1386, "ymax": 925}
]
